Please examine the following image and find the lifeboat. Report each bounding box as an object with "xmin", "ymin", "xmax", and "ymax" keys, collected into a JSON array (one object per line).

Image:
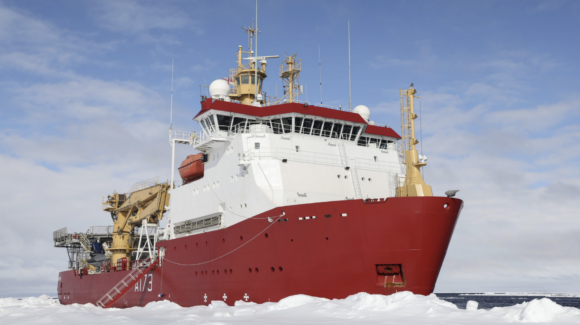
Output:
[{"xmin": 178, "ymin": 154, "xmax": 204, "ymax": 184}]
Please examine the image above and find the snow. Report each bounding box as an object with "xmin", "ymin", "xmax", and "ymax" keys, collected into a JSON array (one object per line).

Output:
[
  {"xmin": 1, "ymin": 292, "xmax": 579, "ymax": 324},
  {"xmin": 461, "ymin": 292, "xmax": 580, "ymax": 297}
]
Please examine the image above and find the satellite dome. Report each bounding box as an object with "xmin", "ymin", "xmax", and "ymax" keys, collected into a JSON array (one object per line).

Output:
[
  {"xmin": 353, "ymin": 105, "xmax": 370, "ymax": 122},
  {"xmin": 209, "ymin": 79, "xmax": 230, "ymax": 100}
]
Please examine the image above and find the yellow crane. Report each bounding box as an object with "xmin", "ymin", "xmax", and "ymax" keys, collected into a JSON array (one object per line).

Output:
[
  {"xmin": 102, "ymin": 178, "xmax": 171, "ymax": 265},
  {"xmin": 397, "ymin": 84, "xmax": 433, "ymax": 197}
]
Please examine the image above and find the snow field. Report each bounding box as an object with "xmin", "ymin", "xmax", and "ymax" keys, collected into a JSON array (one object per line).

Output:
[{"xmin": 1, "ymin": 291, "xmax": 579, "ymax": 324}]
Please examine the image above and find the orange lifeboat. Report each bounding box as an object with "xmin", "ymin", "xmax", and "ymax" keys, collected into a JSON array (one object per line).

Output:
[{"xmin": 178, "ymin": 154, "xmax": 205, "ymax": 184}]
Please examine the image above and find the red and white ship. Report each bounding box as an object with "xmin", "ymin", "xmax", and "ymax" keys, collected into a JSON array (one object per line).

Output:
[{"xmin": 54, "ymin": 23, "xmax": 463, "ymax": 308}]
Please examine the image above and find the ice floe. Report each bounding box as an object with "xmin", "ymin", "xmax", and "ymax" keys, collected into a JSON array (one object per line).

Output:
[{"xmin": 1, "ymin": 292, "xmax": 579, "ymax": 324}]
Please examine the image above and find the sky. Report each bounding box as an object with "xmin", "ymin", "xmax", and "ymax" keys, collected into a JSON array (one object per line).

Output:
[{"xmin": 0, "ymin": 0, "xmax": 579, "ymax": 298}]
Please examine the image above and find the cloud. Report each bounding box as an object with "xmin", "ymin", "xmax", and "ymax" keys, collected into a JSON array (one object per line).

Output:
[
  {"xmin": 0, "ymin": 4, "xmax": 117, "ymax": 78},
  {"xmin": 93, "ymin": 0, "xmax": 203, "ymax": 38}
]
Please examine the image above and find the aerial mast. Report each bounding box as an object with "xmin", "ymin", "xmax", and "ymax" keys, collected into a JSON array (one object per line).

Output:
[{"xmin": 397, "ymin": 84, "xmax": 433, "ymax": 197}]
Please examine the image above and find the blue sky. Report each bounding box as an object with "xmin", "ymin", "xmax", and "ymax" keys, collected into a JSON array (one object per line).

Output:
[{"xmin": 0, "ymin": 0, "xmax": 579, "ymax": 297}]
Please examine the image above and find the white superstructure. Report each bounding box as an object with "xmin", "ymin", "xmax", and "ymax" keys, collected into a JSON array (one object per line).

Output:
[{"xmin": 168, "ymin": 102, "xmax": 404, "ymax": 239}]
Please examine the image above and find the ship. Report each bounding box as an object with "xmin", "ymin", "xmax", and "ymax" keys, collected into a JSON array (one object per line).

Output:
[{"xmin": 53, "ymin": 23, "xmax": 463, "ymax": 308}]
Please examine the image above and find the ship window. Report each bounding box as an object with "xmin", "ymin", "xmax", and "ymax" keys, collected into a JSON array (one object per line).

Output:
[
  {"xmin": 200, "ymin": 119, "xmax": 208, "ymax": 133},
  {"xmin": 312, "ymin": 120, "xmax": 323, "ymax": 136},
  {"xmin": 236, "ymin": 77, "xmax": 240, "ymax": 85},
  {"xmin": 331, "ymin": 124, "xmax": 342, "ymax": 139},
  {"xmin": 379, "ymin": 139, "xmax": 388, "ymax": 149},
  {"xmin": 206, "ymin": 116, "xmax": 216, "ymax": 132},
  {"xmin": 255, "ymin": 142, "xmax": 260, "ymax": 149},
  {"xmin": 358, "ymin": 136, "xmax": 369, "ymax": 147},
  {"xmin": 232, "ymin": 117, "xmax": 246, "ymax": 133},
  {"xmin": 217, "ymin": 114, "xmax": 232, "ymax": 131},
  {"xmin": 351, "ymin": 126, "xmax": 361, "ymax": 141},
  {"xmin": 301, "ymin": 118, "xmax": 313, "ymax": 134},
  {"xmin": 282, "ymin": 117, "xmax": 292, "ymax": 133},
  {"xmin": 321, "ymin": 121, "xmax": 333, "ymax": 137},
  {"xmin": 241, "ymin": 75, "xmax": 249, "ymax": 84},
  {"xmin": 251, "ymin": 75, "xmax": 256, "ymax": 84},
  {"xmin": 271, "ymin": 118, "xmax": 283, "ymax": 134},
  {"xmin": 294, "ymin": 117, "xmax": 303, "ymax": 133},
  {"xmin": 369, "ymin": 138, "xmax": 379, "ymax": 148},
  {"xmin": 341, "ymin": 125, "xmax": 352, "ymax": 140}
]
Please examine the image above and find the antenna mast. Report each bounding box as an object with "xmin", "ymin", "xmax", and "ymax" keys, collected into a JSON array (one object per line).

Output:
[
  {"xmin": 254, "ymin": 0, "xmax": 258, "ymax": 104},
  {"xmin": 319, "ymin": 44, "xmax": 323, "ymax": 105},
  {"xmin": 170, "ymin": 59, "xmax": 174, "ymax": 129},
  {"xmin": 348, "ymin": 21, "xmax": 352, "ymax": 112}
]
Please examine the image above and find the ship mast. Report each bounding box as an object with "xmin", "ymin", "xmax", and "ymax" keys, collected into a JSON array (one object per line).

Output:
[
  {"xmin": 228, "ymin": 22, "xmax": 278, "ymax": 106},
  {"xmin": 397, "ymin": 84, "xmax": 433, "ymax": 197}
]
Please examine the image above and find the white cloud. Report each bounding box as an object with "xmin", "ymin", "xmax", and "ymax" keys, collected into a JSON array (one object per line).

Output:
[{"xmin": 93, "ymin": 0, "xmax": 203, "ymax": 38}]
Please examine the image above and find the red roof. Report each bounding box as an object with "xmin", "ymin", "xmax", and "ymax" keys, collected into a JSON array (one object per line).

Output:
[
  {"xmin": 364, "ymin": 125, "xmax": 401, "ymax": 139},
  {"xmin": 195, "ymin": 99, "xmax": 401, "ymax": 139}
]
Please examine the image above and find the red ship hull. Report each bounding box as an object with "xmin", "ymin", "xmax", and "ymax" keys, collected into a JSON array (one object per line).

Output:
[{"xmin": 57, "ymin": 197, "xmax": 463, "ymax": 308}]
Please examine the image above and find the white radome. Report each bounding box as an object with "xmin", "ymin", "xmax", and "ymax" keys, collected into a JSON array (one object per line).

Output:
[
  {"xmin": 353, "ymin": 105, "xmax": 370, "ymax": 122},
  {"xmin": 209, "ymin": 79, "xmax": 230, "ymax": 100}
]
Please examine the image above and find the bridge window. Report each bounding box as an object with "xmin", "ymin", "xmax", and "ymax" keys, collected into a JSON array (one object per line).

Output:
[
  {"xmin": 301, "ymin": 118, "xmax": 313, "ymax": 134},
  {"xmin": 241, "ymin": 75, "xmax": 249, "ymax": 84},
  {"xmin": 294, "ymin": 117, "xmax": 303, "ymax": 133},
  {"xmin": 236, "ymin": 77, "xmax": 240, "ymax": 85},
  {"xmin": 282, "ymin": 117, "xmax": 292, "ymax": 133},
  {"xmin": 341, "ymin": 125, "xmax": 352, "ymax": 140},
  {"xmin": 321, "ymin": 121, "xmax": 333, "ymax": 137},
  {"xmin": 232, "ymin": 117, "xmax": 246, "ymax": 132},
  {"xmin": 217, "ymin": 114, "xmax": 232, "ymax": 131},
  {"xmin": 200, "ymin": 119, "xmax": 209, "ymax": 133},
  {"xmin": 271, "ymin": 118, "xmax": 283, "ymax": 134},
  {"xmin": 369, "ymin": 137, "xmax": 379, "ymax": 148},
  {"xmin": 205, "ymin": 116, "xmax": 216, "ymax": 133},
  {"xmin": 332, "ymin": 124, "xmax": 342, "ymax": 139},
  {"xmin": 351, "ymin": 126, "xmax": 361, "ymax": 141},
  {"xmin": 358, "ymin": 136, "xmax": 368, "ymax": 147},
  {"xmin": 312, "ymin": 120, "xmax": 323, "ymax": 136}
]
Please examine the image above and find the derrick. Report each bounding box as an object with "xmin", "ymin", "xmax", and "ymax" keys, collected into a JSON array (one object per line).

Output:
[{"xmin": 396, "ymin": 85, "xmax": 433, "ymax": 197}]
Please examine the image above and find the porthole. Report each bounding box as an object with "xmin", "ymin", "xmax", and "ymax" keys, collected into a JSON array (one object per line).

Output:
[
  {"xmin": 240, "ymin": 236, "xmax": 244, "ymax": 241},
  {"xmin": 326, "ymin": 237, "xmax": 329, "ymax": 240},
  {"xmin": 265, "ymin": 233, "xmax": 269, "ymax": 238},
  {"xmin": 368, "ymin": 178, "xmax": 372, "ymax": 181},
  {"xmin": 224, "ymin": 269, "xmax": 227, "ymax": 274},
  {"xmin": 337, "ymin": 175, "xmax": 341, "ymax": 178},
  {"xmin": 443, "ymin": 203, "xmax": 448, "ymax": 209},
  {"xmin": 271, "ymin": 267, "xmax": 275, "ymax": 272},
  {"xmin": 344, "ymin": 175, "xmax": 348, "ymax": 179},
  {"xmin": 361, "ymin": 177, "xmax": 365, "ymax": 181},
  {"xmin": 279, "ymin": 267, "xmax": 283, "ymax": 271},
  {"xmin": 205, "ymin": 241, "xmax": 208, "ymax": 246},
  {"xmin": 255, "ymin": 268, "xmax": 259, "ymax": 272},
  {"xmin": 222, "ymin": 238, "xmax": 225, "ymax": 243},
  {"xmin": 249, "ymin": 268, "xmax": 252, "ymax": 273},
  {"xmin": 230, "ymin": 269, "xmax": 233, "ymax": 273}
]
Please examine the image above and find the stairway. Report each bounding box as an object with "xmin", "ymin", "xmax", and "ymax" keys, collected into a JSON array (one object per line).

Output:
[
  {"xmin": 95, "ymin": 257, "xmax": 158, "ymax": 308},
  {"xmin": 79, "ymin": 234, "xmax": 92, "ymax": 252}
]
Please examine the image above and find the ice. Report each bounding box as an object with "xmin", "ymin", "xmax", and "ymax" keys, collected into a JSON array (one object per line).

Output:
[
  {"xmin": 1, "ymin": 292, "xmax": 579, "ymax": 324},
  {"xmin": 466, "ymin": 300, "xmax": 479, "ymax": 310}
]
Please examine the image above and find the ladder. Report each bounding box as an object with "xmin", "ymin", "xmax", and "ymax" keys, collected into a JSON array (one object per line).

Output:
[
  {"xmin": 95, "ymin": 257, "xmax": 158, "ymax": 308},
  {"xmin": 79, "ymin": 234, "xmax": 92, "ymax": 252},
  {"xmin": 338, "ymin": 140, "xmax": 362, "ymax": 199},
  {"xmin": 351, "ymin": 166, "xmax": 362, "ymax": 199}
]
